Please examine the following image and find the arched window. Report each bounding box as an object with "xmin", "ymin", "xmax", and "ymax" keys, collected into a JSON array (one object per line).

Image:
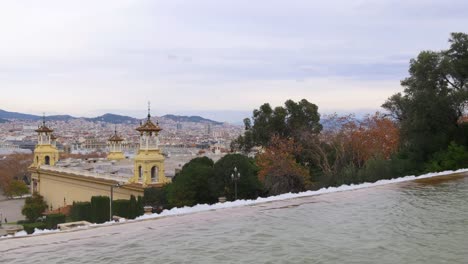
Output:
[
  {"xmin": 36, "ymin": 156, "xmax": 39, "ymax": 164},
  {"xmin": 151, "ymin": 166, "xmax": 158, "ymax": 182},
  {"xmin": 45, "ymin": 156, "xmax": 50, "ymax": 165},
  {"xmin": 138, "ymin": 166, "xmax": 142, "ymax": 181}
]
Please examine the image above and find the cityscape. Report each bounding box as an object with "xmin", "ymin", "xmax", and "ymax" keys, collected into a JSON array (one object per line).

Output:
[
  {"xmin": 1, "ymin": 1, "xmax": 467, "ymax": 264},
  {"xmin": 0, "ymin": 110, "xmax": 243, "ymax": 177}
]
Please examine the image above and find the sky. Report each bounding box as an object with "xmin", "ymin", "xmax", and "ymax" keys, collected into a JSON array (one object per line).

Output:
[{"xmin": 0, "ymin": 0, "xmax": 467, "ymax": 123}]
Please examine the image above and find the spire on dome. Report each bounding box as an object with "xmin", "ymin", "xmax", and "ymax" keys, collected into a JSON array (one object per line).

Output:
[
  {"xmin": 147, "ymin": 101, "xmax": 151, "ymax": 121},
  {"xmin": 136, "ymin": 102, "xmax": 162, "ymax": 133},
  {"xmin": 35, "ymin": 113, "xmax": 53, "ymax": 133},
  {"xmin": 109, "ymin": 125, "xmax": 124, "ymax": 142}
]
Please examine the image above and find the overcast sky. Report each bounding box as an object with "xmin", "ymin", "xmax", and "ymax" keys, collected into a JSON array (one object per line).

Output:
[{"xmin": 1, "ymin": 0, "xmax": 467, "ymax": 122}]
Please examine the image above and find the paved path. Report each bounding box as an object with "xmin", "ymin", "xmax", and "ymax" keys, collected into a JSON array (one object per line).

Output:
[{"xmin": 0, "ymin": 193, "xmax": 25, "ymax": 223}]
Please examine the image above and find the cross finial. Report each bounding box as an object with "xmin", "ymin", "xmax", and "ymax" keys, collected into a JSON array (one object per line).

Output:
[
  {"xmin": 147, "ymin": 101, "xmax": 151, "ymax": 121},
  {"xmin": 42, "ymin": 112, "xmax": 46, "ymax": 126},
  {"xmin": 114, "ymin": 125, "xmax": 117, "ymax": 135}
]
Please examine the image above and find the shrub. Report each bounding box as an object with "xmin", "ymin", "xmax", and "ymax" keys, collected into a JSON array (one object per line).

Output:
[
  {"xmin": 22, "ymin": 193, "xmax": 48, "ymax": 222},
  {"xmin": 90, "ymin": 196, "xmax": 110, "ymax": 224},
  {"xmin": 45, "ymin": 213, "xmax": 66, "ymax": 229},
  {"xmin": 129, "ymin": 195, "xmax": 137, "ymax": 219},
  {"xmin": 22, "ymin": 222, "xmax": 47, "ymax": 234},
  {"xmin": 16, "ymin": 220, "xmax": 31, "ymax": 225},
  {"xmin": 136, "ymin": 196, "xmax": 144, "ymax": 216},
  {"xmin": 112, "ymin": 199, "xmax": 130, "ymax": 219},
  {"xmin": 70, "ymin": 202, "xmax": 92, "ymax": 222},
  {"xmin": 425, "ymin": 142, "xmax": 468, "ymax": 172}
]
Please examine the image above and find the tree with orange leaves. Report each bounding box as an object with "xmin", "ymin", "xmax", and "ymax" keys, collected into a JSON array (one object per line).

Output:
[
  {"xmin": 298, "ymin": 113, "xmax": 400, "ymax": 181},
  {"xmin": 256, "ymin": 135, "xmax": 310, "ymax": 195},
  {"xmin": 347, "ymin": 112, "xmax": 400, "ymax": 168},
  {"xmin": 0, "ymin": 153, "xmax": 32, "ymax": 197}
]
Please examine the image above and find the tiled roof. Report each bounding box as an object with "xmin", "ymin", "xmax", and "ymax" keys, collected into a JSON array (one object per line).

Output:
[
  {"xmin": 136, "ymin": 116, "xmax": 162, "ymax": 133},
  {"xmin": 35, "ymin": 125, "xmax": 53, "ymax": 133}
]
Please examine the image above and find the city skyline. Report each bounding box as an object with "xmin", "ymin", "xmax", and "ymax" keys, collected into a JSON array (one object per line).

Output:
[{"xmin": 1, "ymin": 0, "xmax": 467, "ymax": 122}]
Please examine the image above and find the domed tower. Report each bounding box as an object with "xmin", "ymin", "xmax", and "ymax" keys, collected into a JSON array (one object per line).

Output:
[
  {"xmin": 107, "ymin": 126, "xmax": 125, "ymax": 161},
  {"xmin": 130, "ymin": 104, "xmax": 169, "ymax": 186},
  {"xmin": 31, "ymin": 115, "xmax": 59, "ymax": 167}
]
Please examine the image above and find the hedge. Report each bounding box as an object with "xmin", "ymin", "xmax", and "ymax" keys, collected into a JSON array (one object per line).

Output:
[
  {"xmin": 137, "ymin": 196, "xmax": 144, "ymax": 216},
  {"xmin": 112, "ymin": 199, "xmax": 131, "ymax": 219},
  {"xmin": 112, "ymin": 195, "xmax": 143, "ymax": 219},
  {"xmin": 45, "ymin": 213, "xmax": 66, "ymax": 229},
  {"xmin": 70, "ymin": 202, "xmax": 92, "ymax": 222},
  {"xmin": 91, "ymin": 196, "xmax": 110, "ymax": 224},
  {"xmin": 22, "ymin": 222, "xmax": 47, "ymax": 234}
]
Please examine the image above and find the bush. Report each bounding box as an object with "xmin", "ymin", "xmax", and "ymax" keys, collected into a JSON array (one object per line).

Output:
[
  {"xmin": 425, "ymin": 142, "xmax": 468, "ymax": 172},
  {"xmin": 22, "ymin": 193, "xmax": 48, "ymax": 222},
  {"xmin": 90, "ymin": 196, "xmax": 110, "ymax": 224},
  {"xmin": 16, "ymin": 220, "xmax": 31, "ymax": 225},
  {"xmin": 112, "ymin": 199, "xmax": 130, "ymax": 219},
  {"xmin": 129, "ymin": 195, "xmax": 138, "ymax": 219},
  {"xmin": 22, "ymin": 222, "xmax": 47, "ymax": 234},
  {"xmin": 70, "ymin": 202, "xmax": 92, "ymax": 222},
  {"xmin": 136, "ymin": 196, "xmax": 144, "ymax": 216},
  {"xmin": 45, "ymin": 213, "xmax": 66, "ymax": 229}
]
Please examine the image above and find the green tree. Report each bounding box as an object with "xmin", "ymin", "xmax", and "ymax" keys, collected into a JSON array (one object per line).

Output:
[
  {"xmin": 22, "ymin": 193, "xmax": 48, "ymax": 222},
  {"xmin": 143, "ymin": 185, "xmax": 171, "ymax": 211},
  {"xmin": 167, "ymin": 157, "xmax": 217, "ymax": 207},
  {"xmin": 213, "ymin": 154, "xmax": 262, "ymax": 200},
  {"xmin": 233, "ymin": 99, "xmax": 322, "ymax": 152},
  {"xmin": 4, "ymin": 180, "xmax": 29, "ymax": 198},
  {"xmin": 383, "ymin": 32, "xmax": 468, "ymax": 167}
]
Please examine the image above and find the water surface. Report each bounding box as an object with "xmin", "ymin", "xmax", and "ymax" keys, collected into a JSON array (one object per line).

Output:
[{"xmin": 1, "ymin": 175, "xmax": 467, "ymax": 264}]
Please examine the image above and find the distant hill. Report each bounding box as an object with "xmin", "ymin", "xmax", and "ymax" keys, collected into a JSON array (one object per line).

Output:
[
  {"xmin": 84, "ymin": 114, "xmax": 138, "ymax": 124},
  {"xmin": 47, "ymin": 115, "xmax": 76, "ymax": 121},
  {"xmin": 0, "ymin": 109, "xmax": 223, "ymax": 125},
  {"xmin": 0, "ymin": 109, "xmax": 41, "ymax": 120},
  {"xmin": 162, "ymin": 114, "xmax": 223, "ymax": 125},
  {"xmin": 0, "ymin": 118, "xmax": 9, "ymax": 123}
]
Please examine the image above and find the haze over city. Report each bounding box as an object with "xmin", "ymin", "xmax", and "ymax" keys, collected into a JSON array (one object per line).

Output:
[{"xmin": 1, "ymin": 0, "xmax": 467, "ymax": 122}]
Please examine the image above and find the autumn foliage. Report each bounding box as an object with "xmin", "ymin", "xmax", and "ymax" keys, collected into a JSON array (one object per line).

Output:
[
  {"xmin": 0, "ymin": 153, "xmax": 32, "ymax": 197},
  {"xmin": 256, "ymin": 136, "xmax": 310, "ymax": 194},
  {"xmin": 345, "ymin": 113, "xmax": 400, "ymax": 167}
]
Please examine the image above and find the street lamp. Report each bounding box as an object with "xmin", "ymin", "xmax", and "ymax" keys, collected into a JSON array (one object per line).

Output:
[
  {"xmin": 231, "ymin": 166, "xmax": 241, "ymax": 200},
  {"xmin": 110, "ymin": 182, "xmax": 123, "ymax": 221}
]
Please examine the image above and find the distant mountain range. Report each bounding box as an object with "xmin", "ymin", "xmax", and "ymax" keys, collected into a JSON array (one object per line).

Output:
[{"xmin": 0, "ymin": 109, "xmax": 223, "ymax": 125}]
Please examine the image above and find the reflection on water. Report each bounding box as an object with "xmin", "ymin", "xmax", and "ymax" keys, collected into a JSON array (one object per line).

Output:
[{"xmin": 1, "ymin": 175, "xmax": 468, "ymax": 264}]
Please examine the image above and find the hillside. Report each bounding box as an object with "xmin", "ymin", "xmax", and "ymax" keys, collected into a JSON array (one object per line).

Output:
[
  {"xmin": 162, "ymin": 114, "xmax": 223, "ymax": 125},
  {"xmin": 0, "ymin": 109, "xmax": 40, "ymax": 120},
  {"xmin": 84, "ymin": 114, "xmax": 138, "ymax": 124}
]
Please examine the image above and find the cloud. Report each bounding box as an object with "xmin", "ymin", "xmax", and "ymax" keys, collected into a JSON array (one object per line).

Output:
[{"xmin": 0, "ymin": 0, "xmax": 466, "ymax": 120}]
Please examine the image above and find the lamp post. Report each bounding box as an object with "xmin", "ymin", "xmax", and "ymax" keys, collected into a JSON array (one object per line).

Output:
[
  {"xmin": 231, "ymin": 166, "xmax": 241, "ymax": 200},
  {"xmin": 110, "ymin": 182, "xmax": 122, "ymax": 221}
]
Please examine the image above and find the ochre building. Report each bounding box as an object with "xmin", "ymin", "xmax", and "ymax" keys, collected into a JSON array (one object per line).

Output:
[{"xmin": 28, "ymin": 112, "xmax": 170, "ymax": 209}]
